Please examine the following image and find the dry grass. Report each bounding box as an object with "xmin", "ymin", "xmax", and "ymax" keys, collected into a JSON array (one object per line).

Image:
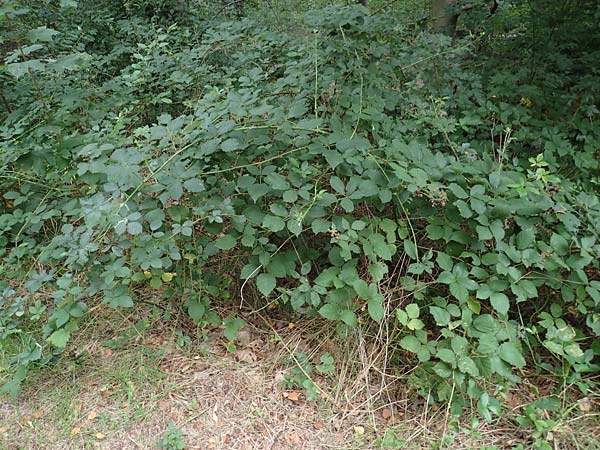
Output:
[{"xmin": 1, "ymin": 302, "xmax": 599, "ymax": 450}]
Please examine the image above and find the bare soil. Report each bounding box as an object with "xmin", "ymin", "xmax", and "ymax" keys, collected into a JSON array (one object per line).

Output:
[{"xmin": 1, "ymin": 306, "xmax": 599, "ymax": 450}]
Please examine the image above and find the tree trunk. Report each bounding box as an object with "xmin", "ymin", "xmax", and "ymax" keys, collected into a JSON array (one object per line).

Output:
[{"xmin": 432, "ymin": 0, "xmax": 458, "ymax": 35}]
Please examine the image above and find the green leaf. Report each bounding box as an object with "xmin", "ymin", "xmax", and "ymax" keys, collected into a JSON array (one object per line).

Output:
[
  {"xmin": 405, "ymin": 303, "xmax": 420, "ymax": 319},
  {"xmin": 256, "ymin": 273, "xmax": 276, "ymax": 296},
  {"xmin": 490, "ymin": 292, "xmax": 510, "ymax": 316},
  {"xmin": 188, "ymin": 298, "xmax": 206, "ymax": 322},
  {"xmin": 368, "ymin": 299, "xmax": 384, "ymax": 322},
  {"xmin": 183, "ymin": 178, "xmax": 205, "ymax": 193},
  {"xmin": 214, "ymin": 235, "xmax": 237, "ymax": 250},
  {"xmin": 127, "ymin": 221, "xmax": 143, "ymax": 235},
  {"xmin": 550, "ymin": 233, "xmax": 570, "ymax": 255},
  {"xmin": 430, "ymin": 306, "xmax": 451, "ymax": 326},
  {"xmin": 339, "ymin": 310, "xmax": 357, "ymax": 326},
  {"xmin": 221, "ymin": 138, "xmax": 241, "ymax": 152},
  {"xmin": 433, "ymin": 362, "xmax": 453, "ymax": 378},
  {"xmin": 224, "ymin": 315, "xmax": 245, "ymax": 341},
  {"xmin": 353, "ymin": 279, "xmax": 371, "ymax": 299},
  {"xmin": 283, "ymin": 190, "xmax": 298, "ymax": 202},
  {"xmin": 340, "ymin": 198, "xmax": 354, "ymax": 212},
  {"xmin": 498, "ymin": 342, "xmax": 526, "ymax": 368},
  {"xmin": 457, "ymin": 356, "xmax": 479, "ymax": 376},
  {"xmin": 370, "ymin": 233, "xmax": 394, "ymax": 260},
  {"xmin": 262, "ymin": 215, "xmax": 285, "ymax": 232},
  {"xmin": 400, "ymin": 335, "xmax": 421, "ymax": 353},
  {"xmin": 437, "ymin": 271, "xmax": 455, "ymax": 284},
  {"xmin": 47, "ymin": 329, "xmax": 70, "ymax": 348},
  {"xmin": 53, "ymin": 309, "xmax": 70, "ymax": 328},
  {"xmin": 319, "ymin": 304, "xmax": 340, "ymax": 321},
  {"xmin": 106, "ymin": 294, "xmax": 134, "ymax": 308},
  {"xmin": 451, "ymin": 336, "xmax": 470, "ymax": 355},
  {"xmin": 329, "ymin": 176, "xmax": 345, "ymax": 194},
  {"xmin": 564, "ymin": 343, "xmax": 584, "ymax": 358},
  {"xmin": 312, "ymin": 219, "xmax": 330, "ymax": 234},
  {"xmin": 436, "ymin": 252, "xmax": 454, "ymax": 272},
  {"xmin": 403, "ymin": 240, "xmax": 418, "ymax": 259},
  {"xmin": 449, "ymin": 183, "xmax": 469, "ymax": 199},
  {"xmin": 266, "ymin": 173, "xmax": 290, "ymax": 190},
  {"xmin": 417, "ymin": 347, "xmax": 431, "ymax": 362},
  {"xmin": 407, "ymin": 318, "xmax": 425, "ymax": 330},
  {"xmin": 473, "ymin": 315, "xmax": 496, "ymax": 333},
  {"xmin": 476, "ymin": 226, "xmax": 493, "ymax": 241},
  {"xmin": 396, "ymin": 309, "xmax": 408, "ymax": 324},
  {"xmin": 449, "ymin": 283, "xmax": 469, "ymax": 303},
  {"xmin": 240, "ymin": 263, "xmax": 259, "ymax": 279},
  {"xmin": 437, "ymin": 349, "xmax": 456, "ymax": 365},
  {"xmin": 357, "ymin": 179, "xmax": 379, "ymax": 198},
  {"xmin": 368, "ymin": 262, "xmax": 388, "ymax": 282},
  {"xmin": 455, "ymin": 200, "xmax": 473, "ymax": 218},
  {"xmin": 28, "ymin": 26, "xmax": 60, "ymax": 42},
  {"xmin": 477, "ymin": 335, "xmax": 498, "ymax": 354}
]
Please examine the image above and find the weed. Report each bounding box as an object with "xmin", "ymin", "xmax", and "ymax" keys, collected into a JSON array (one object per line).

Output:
[{"xmin": 156, "ymin": 421, "xmax": 186, "ymax": 450}]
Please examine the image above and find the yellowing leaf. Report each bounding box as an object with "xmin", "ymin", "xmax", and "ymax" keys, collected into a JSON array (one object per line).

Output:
[
  {"xmin": 70, "ymin": 427, "xmax": 81, "ymax": 437},
  {"xmin": 353, "ymin": 425, "xmax": 365, "ymax": 435},
  {"xmin": 161, "ymin": 272, "xmax": 176, "ymax": 282}
]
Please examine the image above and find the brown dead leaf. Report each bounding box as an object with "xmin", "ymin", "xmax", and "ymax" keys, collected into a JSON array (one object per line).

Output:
[
  {"xmin": 236, "ymin": 348, "xmax": 257, "ymax": 363},
  {"xmin": 100, "ymin": 386, "xmax": 116, "ymax": 397},
  {"xmin": 578, "ymin": 397, "xmax": 592, "ymax": 412},
  {"xmin": 505, "ymin": 392, "xmax": 522, "ymax": 410},
  {"xmin": 95, "ymin": 432, "xmax": 106, "ymax": 440},
  {"xmin": 19, "ymin": 416, "xmax": 31, "ymax": 426},
  {"xmin": 235, "ymin": 329, "xmax": 252, "ymax": 347},
  {"xmin": 284, "ymin": 391, "xmax": 301, "ymax": 402},
  {"xmin": 382, "ymin": 408, "xmax": 393, "ymax": 420},
  {"xmin": 313, "ymin": 421, "xmax": 324, "ymax": 430},
  {"xmin": 551, "ymin": 424, "xmax": 573, "ymax": 434},
  {"xmin": 87, "ymin": 410, "xmax": 98, "ymax": 421},
  {"xmin": 158, "ymin": 399, "xmax": 171, "ymax": 410},
  {"xmin": 70, "ymin": 427, "xmax": 81, "ymax": 437},
  {"xmin": 101, "ymin": 348, "xmax": 113, "ymax": 358},
  {"xmin": 286, "ymin": 432, "xmax": 303, "ymax": 445},
  {"xmin": 212, "ymin": 404, "xmax": 224, "ymax": 428},
  {"xmin": 223, "ymin": 372, "xmax": 234, "ymax": 381},
  {"xmin": 31, "ymin": 408, "xmax": 45, "ymax": 419}
]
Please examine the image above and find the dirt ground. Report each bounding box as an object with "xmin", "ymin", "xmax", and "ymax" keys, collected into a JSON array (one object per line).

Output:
[{"xmin": 1, "ymin": 307, "xmax": 599, "ymax": 450}]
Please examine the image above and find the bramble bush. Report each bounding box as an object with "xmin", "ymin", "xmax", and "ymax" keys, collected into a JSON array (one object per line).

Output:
[{"xmin": 1, "ymin": 0, "xmax": 599, "ymax": 416}]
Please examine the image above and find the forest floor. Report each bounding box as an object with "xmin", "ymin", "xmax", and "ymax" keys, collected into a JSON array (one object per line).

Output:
[{"xmin": 1, "ymin": 301, "xmax": 599, "ymax": 450}]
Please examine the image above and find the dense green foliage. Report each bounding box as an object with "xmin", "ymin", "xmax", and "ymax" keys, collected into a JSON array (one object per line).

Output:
[{"xmin": 1, "ymin": 0, "xmax": 599, "ymax": 418}]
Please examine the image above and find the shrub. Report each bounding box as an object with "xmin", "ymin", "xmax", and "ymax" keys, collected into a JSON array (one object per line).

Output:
[{"xmin": 1, "ymin": 2, "xmax": 599, "ymax": 414}]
